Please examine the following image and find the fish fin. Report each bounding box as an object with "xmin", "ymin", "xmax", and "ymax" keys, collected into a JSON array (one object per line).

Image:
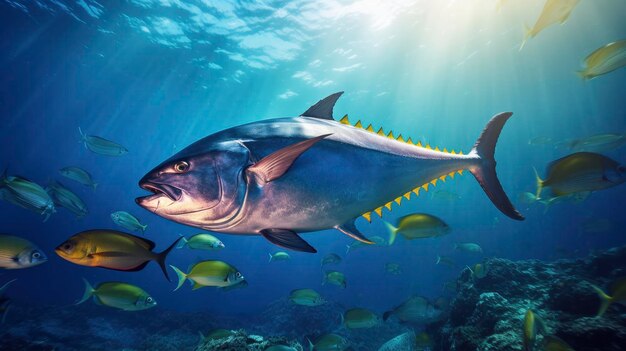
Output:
[
  {"xmin": 268, "ymin": 253, "xmax": 273, "ymax": 262},
  {"xmin": 141, "ymin": 224, "xmax": 147, "ymax": 233},
  {"xmin": 383, "ymin": 311, "xmax": 393, "ymax": 322},
  {"xmin": 308, "ymin": 338, "xmax": 314, "ymax": 351},
  {"xmin": 260, "ymin": 229, "xmax": 317, "ymax": 253},
  {"xmin": 97, "ymin": 260, "xmax": 150, "ymax": 273},
  {"xmin": 436, "ymin": 255, "xmax": 441, "ymax": 264},
  {"xmin": 300, "ymin": 92, "xmax": 344, "ymax": 120},
  {"xmin": 383, "ymin": 221, "xmax": 399, "ymax": 245},
  {"xmin": 1, "ymin": 304, "xmax": 10, "ymax": 324},
  {"xmin": 76, "ymin": 278, "xmax": 95, "ymax": 305},
  {"xmin": 156, "ymin": 237, "xmax": 183, "ymax": 282},
  {"xmin": 169, "ymin": 265, "xmax": 187, "ymax": 291},
  {"xmin": 335, "ymin": 219, "xmax": 374, "ymax": 244},
  {"xmin": 92, "ymin": 182, "xmax": 98, "ymax": 191},
  {"xmin": 246, "ymin": 134, "xmax": 331, "ymax": 184},
  {"xmin": 88, "ymin": 251, "xmax": 132, "ymax": 258},
  {"xmin": 468, "ymin": 112, "xmax": 524, "ymax": 220},
  {"xmin": 591, "ymin": 284, "xmax": 612, "ymax": 317},
  {"xmin": 0, "ymin": 279, "xmax": 16, "ymax": 296},
  {"xmin": 576, "ymin": 70, "xmax": 589, "ymax": 80},
  {"xmin": 192, "ymin": 282, "xmax": 206, "ymax": 290},
  {"xmin": 533, "ymin": 167, "xmax": 544, "ymax": 199},
  {"xmin": 176, "ymin": 235, "xmax": 188, "ymax": 249},
  {"xmin": 345, "ymin": 245, "xmax": 350, "ymax": 254},
  {"xmin": 519, "ymin": 24, "xmax": 532, "ymax": 51}
]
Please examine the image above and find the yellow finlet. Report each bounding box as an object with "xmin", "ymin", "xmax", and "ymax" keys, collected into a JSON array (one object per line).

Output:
[
  {"xmin": 403, "ymin": 192, "xmax": 411, "ymax": 200},
  {"xmin": 422, "ymin": 183, "xmax": 429, "ymax": 191},
  {"xmin": 430, "ymin": 179, "xmax": 438, "ymax": 186},
  {"xmin": 339, "ymin": 115, "xmax": 350, "ymax": 125},
  {"xmin": 457, "ymin": 170, "xmax": 464, "ymax": 175},
  {"xmin": 443, "ymin": 148, "xmax": 448, "ymax": 153},
  {"xmin": 384, "ymin": 202, "xmax": 393, "ymax": 211},
  {"xmin": 448, "ymin": 172, "xmax": 456, "ymax": 179},
  {"xmin": 435, "ymin": 146, "xmax": 440, "ymax": 152},
  {"xmin": 451, "ymin": 150, "xmax": 456, "ymax": 155},
  {"xmin": 366, "ymin": 124, "xmax": 374, "ymax": 132},
  {"xmin": 426, "ymin": 144, "xmax": 432, "ymax": 150},
  {"xmin": 374, "ymin": 207, "xmax": 383, "ymax": 217},
  {"xmin": 407, "ymin": 137, "xmax": 414, "ymax": 145},
  {"xmin": 397, "ymin": 134, "xmax": 405, "ymax": 143},
  {"xmin": 417, "ymin": 141, "xmax": 423, "ymax": 147},
  {"xmin": 439, "ymin": 175, "xmax": 447, "ymax": 182},
  {"xmin": 459, "ymin": 150, "xmax": 464, "ymax": 155},
  {"xmin": 387, "ymin": 131, "xmax": 395, "ymax": 140},
  {"xmin": 412, "ymin": 188, "xmax": 420, "ymax": 196},
  {"xmin": 377, "ymin": 127, "xmax": 385, "ymax": 136},
  {"xmin": 362, "ymin": 212, "xmax": 372, "ymax": 222},
  {"xmin": 394, "ymin": 197, "xmax": 402, "ymax": 205},
  {"xmin": 354, "ymin": 120, "xmax": 363, "ymax": 129}
]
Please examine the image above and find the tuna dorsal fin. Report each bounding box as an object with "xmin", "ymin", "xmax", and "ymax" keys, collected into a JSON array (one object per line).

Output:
[
  {"xmin": 300, "ymin": 92, "xmax": 344, "ymax": 120},
  {"xmin": 246, "ymin": 134, "xmax": 331, "ymax": 184},
  {"xmin": 335, "ymin": 219, "xmax": 374, "ymax": 244}
]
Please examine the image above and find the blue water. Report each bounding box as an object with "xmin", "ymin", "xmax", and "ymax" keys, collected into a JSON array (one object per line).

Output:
[{"xmin": 0, "ymin": 0, "xmax": 625, "ymax": 345}]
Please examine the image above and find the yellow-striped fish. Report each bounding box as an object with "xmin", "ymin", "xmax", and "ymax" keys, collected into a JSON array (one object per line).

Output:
[
  {"xmin": 520, "ymin": 0, "xmax": 580, "ymax": 50},
  {"xmin": 55, "ymin": 230, "xmax": 180, "ymax": 280},
  {"xmin": 0, "ymin": 234, "xmax": 47, "ymax": 269},
  {"xmin": 77, "ymin": 279, "xmax": 156, "ymax": 311},
  {"xmin": 170, "ymin": 260, "xmax": 244, "ymax": 290},
  {"xmin": 578, "ymin": 40, "xmax": 626, "ymax": 80}
]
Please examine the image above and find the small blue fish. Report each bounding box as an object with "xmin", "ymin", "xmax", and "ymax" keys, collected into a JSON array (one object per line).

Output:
[
  {"xmin": 111, "ymin": 211, "xmax": 147, "ymax": 233},
  {"xmin": 79, "ymin": 127, "xmax": 128, "ymax": 156}
]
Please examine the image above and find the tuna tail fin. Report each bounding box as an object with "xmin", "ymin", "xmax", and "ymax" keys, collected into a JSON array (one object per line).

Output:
[
  {"xmin": 175, "ymin": 235, "xmax": 188, "ymax": 249},
  {"xmin": 533, "ymin": 167, "xmax": 544, "ymax": 199},
  {"xmin": 156, "ymin": 237, "xmax": 182, "ymax": 282},
  {"xmin": 468, "ymin": 112, "xmax": 524, "ymax": 220},
  {"xmin": 383, "ymin": 221, "xmax": 399, "ymax": 245},
  {"xmin": 170, "ymin": 265, "xmax": 188, "ymax": 291},
  {"xmin": 383, "ymin": 311, "xmax": 393, "ymax": 322},
  {"xmin": 76, "ymin": 278, "xmax": 95, "ymax": 305},
  {"xmin": 591, "ymin": 284, "xmax": 613, "ymax": 317}
]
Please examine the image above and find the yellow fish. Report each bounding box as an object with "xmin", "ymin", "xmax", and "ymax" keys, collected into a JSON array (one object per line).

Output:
[
  {"xmin": 521, "ymin": 0, "xmax": 580, "ymax": 50},
  {"xmin": 591, "ymin": 277, "xmax": 626, "ymax": 316},
  {"xmin": 541, "ymin": 335, "xmax": 575, "ymax": 351},
  {"xmin": 77, "ymin": 279, "xmax": 156, "ymax": 311},
  {"xmin": 55, "ymin": 230, "xmax": 180, "ymax": 281},
  {"xmin": 342, "ymin": 308, "xmax": 379, "ymax": 329},
  {"xmin": 535, "ymin": 152, "xmax": 626, "ymax": 199},
  {"xmin": 170, "ymin": 260, "xmax": 244, "ymax": 290},
  {"xmin": 523, "ymin": 309, "xmax": 537, "ymax": 351},
  {"xmin": 384, "ymin": 213, "xmax": 450, "ymax": 245},
  {"xmin": 0, "ymin": 234, "xmax": 47, "ymax": 269},
  {"xmin": 578, "ymin": 40, "xmax": 626, "ymax": 80}
]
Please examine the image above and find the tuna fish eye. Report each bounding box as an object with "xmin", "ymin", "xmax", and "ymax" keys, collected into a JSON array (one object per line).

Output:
[{"xmin": 174, "ymin": 161, "xmax": 189, "ymax": 173}]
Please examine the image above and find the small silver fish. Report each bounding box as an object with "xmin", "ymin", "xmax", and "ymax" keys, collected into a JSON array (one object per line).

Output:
[
  {"xmin": 59, "ymin": 166, "xmax": 98, "ymax": 190},
  {"xmin": 79, "ymin": 127, "xmax": 128, "ymax": 156},
  {"xmin": 47, "ymin": 181, "xmax": 88, "ymax": 218},
  {"xmin": 111, "ymin": 211, "xmax": 147, "ymax": 233},
  {"xmin": 454, "ymin": 242, "xmax": 483, "ymax": 253},
  {"xmin": 0, "ymin": 172, "xmax": 55, "ymax": 221}
]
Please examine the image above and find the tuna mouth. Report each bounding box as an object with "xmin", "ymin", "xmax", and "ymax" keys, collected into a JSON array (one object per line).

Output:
[{"xmin": 138, "ymin": 182, "xmax": 182, "ymax": 202}]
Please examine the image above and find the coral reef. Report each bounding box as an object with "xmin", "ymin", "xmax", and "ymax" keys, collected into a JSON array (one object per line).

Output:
[
  {"xmin": 432, "ymin": 246, "xmax": 626, "ymax": 351},
  {"xmin": 194, "ymin": 329, "xmax": 302, "ymax": 351}
]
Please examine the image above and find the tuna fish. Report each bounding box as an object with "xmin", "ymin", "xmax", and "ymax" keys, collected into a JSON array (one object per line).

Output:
[{"xmin": 136, "ymin": 92, "xmax": 523, "ymax": 253}]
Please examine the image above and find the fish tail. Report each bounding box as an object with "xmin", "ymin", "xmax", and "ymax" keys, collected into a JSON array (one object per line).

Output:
[
  {"xmin": 519, "ymin": 24, "xmax": 532, "ymax": 51},
  {"xmin": 92, "ymin": 182, "xmax": 98, "ymax": 191},
  {"xmin": 76, "ymin": 278, "xmax": 95, "ymax": 305},
  {"xmin": 0, "ymin": 279, "xmax": 16, "ymax": 296},
  {"xmin": 345, "ymin": 245, "xmax": 350, "ymax": 254},
  {"xmin": 307, "ymin": 338, "xmax": 314, "ymax": 351},
  {"xmin": 383, "ymin": 221, "xmax": 399, "ymax": 245},
  {"xmin": 533, "ymin": 167, "xmax": 544, "ymax": 200},
  {"xmin": 576, "ymin": 70, "xmax": 590, "ymax": 81},
  {"xmin": 468, "ymin": 112, "xmax": 524, "ymax": 220},
  {"xmin": 169, "ymin": 265, "xmax": 188, "ymax": 291},
  {"xmin": 141, "ymin": 224, "xmax": 147, "ymax": 233},
  {"xmin": 175, "ymin": 235, "xmax": 188, "ymax": 249},
  {"xmin": 156, "ymin": 237, "xmax": 183, "ymax": 282},
  {"xmin": 383, "ymin": 311, "xmax": 394, "ymax": 321},
  {"xmin": 268, "ymin": 253, "xmax": 273, "ymax": 262},
  {"xmin": 591, "ymin": 284, "xmax": 613, "ymax": 317}
]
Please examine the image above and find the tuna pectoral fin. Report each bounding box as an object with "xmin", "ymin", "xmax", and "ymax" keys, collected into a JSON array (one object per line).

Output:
[
  {"xmin": 246, "ymin": 134, "xmax": 331, "ymax": 185},
  {"xmin": 335, "ymin": 219, "xmax": 374, "ymax": 244},
  {"xmin": 260, "ymin": 229, "xmax": 317, "ymax": 253},
  {"xmin": 469, "ymin": 112, "xmax": 524, "ymax": 220},
  {"xmin": 156, "ymin": 237, "xmax": 183, "ymax": 282}
]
